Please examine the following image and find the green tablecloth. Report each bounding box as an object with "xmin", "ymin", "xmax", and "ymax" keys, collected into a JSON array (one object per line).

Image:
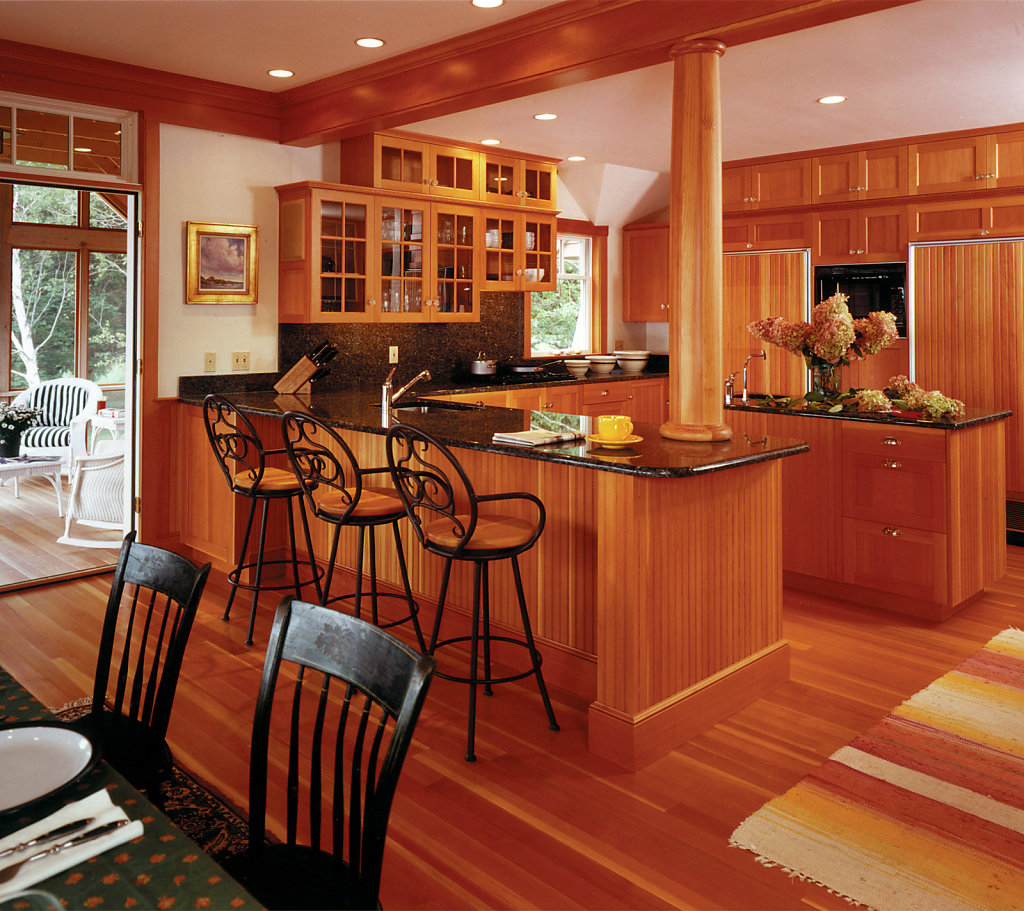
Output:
[{"xmin": 0, "ymin": 667, "xmax": 259, "ymax": 910}]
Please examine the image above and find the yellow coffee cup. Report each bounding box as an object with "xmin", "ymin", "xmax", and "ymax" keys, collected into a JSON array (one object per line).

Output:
[{"xmin": 596, "ymin": 414, "xmax": 633, "ymax": 441}]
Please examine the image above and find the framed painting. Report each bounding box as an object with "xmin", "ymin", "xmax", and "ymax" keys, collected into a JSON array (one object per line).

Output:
[{"xmin": 186, "ymin": 221, "xmax": 258, "ymax": 304}]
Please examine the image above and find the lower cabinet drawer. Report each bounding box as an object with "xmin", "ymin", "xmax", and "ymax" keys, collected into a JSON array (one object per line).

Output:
[
  {"xmin": 842, "ymin": 451, "xmax": 947, "ymax": 531},
  {"xmin": 843, "ymin": 517, "xmax": 947, "ymax": 603},
  {"xmin": 580, "ymin": 382, "xmax": 629, "ymax": 415}
]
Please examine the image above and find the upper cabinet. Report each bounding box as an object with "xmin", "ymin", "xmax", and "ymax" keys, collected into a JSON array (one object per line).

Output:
[
  {"xmin": 622, "ymin": 223, "xmax": 669, "ymax": 322},
  {"xmin": 481, "ymin": 212, "xmax": 556, "ymax": 292},
  {"xmin": 909, "ymin": 130, "xmax": 1024, "ymax": 195},
  {"xmin": 723, "ymin": 159, "xmax": 811, "ymax": 211},
  {"xmin": 812, "ymin": 147, "xmax": 908, "ymax": 203},
  {"xmin": 340, "ymin": 131, "xmax": 558, "ymax": 210}
]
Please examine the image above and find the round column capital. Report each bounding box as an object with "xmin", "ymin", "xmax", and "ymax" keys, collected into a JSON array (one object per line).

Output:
[{"xmin": 669, "ymin": 39, "xmax": 726, "ymax": 59}]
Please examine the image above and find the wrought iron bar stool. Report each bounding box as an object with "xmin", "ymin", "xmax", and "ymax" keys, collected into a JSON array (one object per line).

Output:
[
  {"xmin": 203, "ymin": 394, "xmax": 321, "ymax": 646},
  {"xmin": 385, "ymin": 423, "xmax": 559, "ymax": 761},
  {"xmin": 282, "ymin": 412, "xmax": 426, "ymax": 651}
]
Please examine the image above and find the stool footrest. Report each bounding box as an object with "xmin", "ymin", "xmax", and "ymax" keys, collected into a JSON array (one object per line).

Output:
[
  {"xmin": 324, "ymin": 590, "xmax": 422, "ymax": 633},
  {"xmin": 430, "ymin": 634, "xmax": 543, "ymax": 687},
  {"xmin": 229, "ymin": 558, "xmax": 323, "ymax": 593}
]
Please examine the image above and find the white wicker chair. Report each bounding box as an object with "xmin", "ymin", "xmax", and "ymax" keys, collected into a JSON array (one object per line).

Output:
[
  {"xmin": 57, "ymin": 439, "xmax": 127, "ymax": 548},
  {"xmin": 13, "ymin": 378, "xmax": 103, "ymax": 470}
]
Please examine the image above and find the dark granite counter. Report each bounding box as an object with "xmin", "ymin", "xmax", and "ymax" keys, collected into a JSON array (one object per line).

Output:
[
  {"xmin": 182, "ymin": 388, "xmax": 808, "ymax": 479},
  {"xmin": 725, "ymin": 396, "xmax": 1010, "ymax": 429}
]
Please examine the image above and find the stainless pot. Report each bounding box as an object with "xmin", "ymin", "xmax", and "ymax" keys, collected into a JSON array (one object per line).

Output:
[{"xmin": 470, "ymin": 354, "xmax": 497, "ymax": 375}]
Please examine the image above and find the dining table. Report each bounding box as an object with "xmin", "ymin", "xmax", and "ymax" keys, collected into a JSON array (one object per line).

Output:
[{"xmin": 0, "ymin": 663, "xmax": 258, "ymax": 909}]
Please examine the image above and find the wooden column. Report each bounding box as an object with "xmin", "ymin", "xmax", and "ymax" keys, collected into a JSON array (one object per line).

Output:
[{"xmin": 661, "ymin": 39, "xmax": 732, "ymax": 442}]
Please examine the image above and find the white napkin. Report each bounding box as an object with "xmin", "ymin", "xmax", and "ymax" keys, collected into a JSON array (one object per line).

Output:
[
  {"xmin": 0, "ymin": 789, "xmax": 144, "ymax": 900},
  {"xmin": 491, "ymin": 429, "xmax": 585, "ymax": 447}
]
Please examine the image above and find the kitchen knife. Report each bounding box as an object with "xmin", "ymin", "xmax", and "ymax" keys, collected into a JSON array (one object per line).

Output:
[
  {"xmin": 0, "ymin": 819, "xmax": 131, "ymax": 885},
  {"xmin": 0, "ymin": 817, "xmax": 95, "ymax": 860}
]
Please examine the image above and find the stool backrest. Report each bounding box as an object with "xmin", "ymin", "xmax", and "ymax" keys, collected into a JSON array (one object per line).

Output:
[
  {"xmin": 385, "ymin": 423, "xmax": 479, "ymax": 557},
  {"xmin": 281, "ymin": 412, "xmax": 362, "ymax": 523},
  {"xmin": 203, "ymin": 394, "xmax": 266, "ymax": 493}
]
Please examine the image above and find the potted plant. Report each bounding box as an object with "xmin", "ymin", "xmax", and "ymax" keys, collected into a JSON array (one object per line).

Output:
[{"xmin": 0, "ymin": 402, "xmax": 42, "ymax": 458}]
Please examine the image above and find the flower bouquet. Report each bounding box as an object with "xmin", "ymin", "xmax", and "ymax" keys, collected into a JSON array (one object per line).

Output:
[
  {"xmin": 0, "ymin": 401, "xmax": 41, "ymax": 455},
  {"xmin": 747, "ymin": 292, "xmax": 898, "ymax": 396}
]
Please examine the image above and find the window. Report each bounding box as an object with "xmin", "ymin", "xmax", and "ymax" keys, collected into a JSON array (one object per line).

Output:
[
  {"xmin": 530, "ymin": 233, "xmax": 593, "ymax": 355},
  {"xmin": 5, "ymin": 182, "xmax": 128, "ymax": 392}
]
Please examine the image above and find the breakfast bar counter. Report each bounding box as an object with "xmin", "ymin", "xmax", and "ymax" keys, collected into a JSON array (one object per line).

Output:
[{"xmin": 177, "ymin": 390, "xmax": 808, "ymax": 769}]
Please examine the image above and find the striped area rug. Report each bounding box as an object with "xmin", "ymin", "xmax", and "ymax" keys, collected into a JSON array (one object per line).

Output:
[{"xmin": 730, "ymin": 628, "xmax": 1024, "ymax": 911}]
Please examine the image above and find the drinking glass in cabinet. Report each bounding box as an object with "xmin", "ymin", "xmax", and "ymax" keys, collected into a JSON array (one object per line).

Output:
[
  {"xmin": 438, "ymin": 214, "xmax": 455, "ymax": 244},
  {"xmin": 381, "ymin": 208, "xmax": 400, "ymax": 241},
  {"xmin": 404, "ymin": 284, "xmax": 422, "ymax": 312}
]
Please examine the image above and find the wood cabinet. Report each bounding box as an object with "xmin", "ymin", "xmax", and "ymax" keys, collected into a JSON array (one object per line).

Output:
[
  {"xmin": 350, "ymin": 134, "xmax": 481, "ymax": 200},
  {"xmin": 727, "ymin": 408, "xmax": 1006, "ymax": 620},
  {"xmin": 481, "ymin": 211, "xmax": 556, "ymax": 291},
  {"xmin": 722, "ymin": 212, "xmax": 811, "ymax": 253},
  {"xmin": 622, "ymin": 223, "xmax": 669, "ymax": 322},
  {"xmin": 482, "ymin": 152, "xmax": 557, "ymax": 209},
  {"xmin": 623, "ymin": 377, "xmax": 669, "ymax": 424},
  {"xmin": 723, "ymin": 159, "xmax": 811, "ymax": 212},
  {"xmin": 909, "ymin": 131, "xmax": 1024, "ymax": 195},
  {"xmin": 276, "ymin": 182, "xmax": 484, "ymax": 324},
  {"xmin": 910, "ymin": 194, "xmax": 1024, "ymax": 242},
  {"xmin": 812, "ymin": 205, "xmax": 907, "ymax": 263},
  {"xmin": 812, "ymin": 147, "xmax": 908, "ymax": 203}
]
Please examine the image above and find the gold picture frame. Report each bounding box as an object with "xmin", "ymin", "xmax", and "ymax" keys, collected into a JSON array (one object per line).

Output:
[{"xmin": 186, "ymin": 221, "xmax": 258, "ymax": 304}]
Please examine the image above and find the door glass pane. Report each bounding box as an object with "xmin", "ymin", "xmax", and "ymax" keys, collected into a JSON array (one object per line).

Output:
[
  {"xmin": 11, "ymin": 248, "xmax": 77, "ymax": 387},
  {"xmin": 87, "ymin": 252, "xmax": 127, "ymax": 384},
  {"xmin": 13, "ymin": 183, "xmax": 77, "ymax": 225},
  {"xmin": 73, "ymin": 117, "xmax": 122, "ymax": 176},
  {"xmin": 90, "ymin": 192, "xmax": 129, "ymax": 229},
  {"xmin": 16, "ymin": 109, "xmax": 70, "ymax": 170}
]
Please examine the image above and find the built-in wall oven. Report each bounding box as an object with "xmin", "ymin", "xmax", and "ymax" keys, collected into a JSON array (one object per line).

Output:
[{"xmin": 814, "ymin": 262, "xmax": 907, "ymax": 337}]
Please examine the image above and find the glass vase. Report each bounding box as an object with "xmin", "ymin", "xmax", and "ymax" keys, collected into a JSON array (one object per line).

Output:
[{"xmin": 811, "ymin": 362, "xmax": 841, "ymax": 397}]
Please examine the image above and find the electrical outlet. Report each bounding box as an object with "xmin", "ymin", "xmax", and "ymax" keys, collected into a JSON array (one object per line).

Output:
[
  {"xmin": 614, "ymin": 339, "xmax": 624, "ymax": 350},
  {"xmin": 231, "ymin": 351, "xmax": 250, "ymax": 371},
  {"xmin": 204, "ymin": 352, "xmax": 216, "ymax": 372},
  {"xmin": 389, "ymin": 345, "xmax": 399, "ymax": 364}
]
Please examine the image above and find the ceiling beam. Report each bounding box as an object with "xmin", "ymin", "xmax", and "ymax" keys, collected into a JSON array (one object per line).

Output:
[{"xmin": 278, "ymin": 0, "xmax": 920, "ymax": 147}]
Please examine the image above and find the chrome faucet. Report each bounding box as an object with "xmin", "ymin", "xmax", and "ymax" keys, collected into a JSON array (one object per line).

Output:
[
  {"xmin": 741, "ymin": 351, "xmax": 766, "ymax": 403},
  {"xmin": 724, "ymin": 372, "xmax": 736, "ymax": 406},
  {"xmin": 382, "ymin": 367, "xmax": 432, "ymax": 421}
]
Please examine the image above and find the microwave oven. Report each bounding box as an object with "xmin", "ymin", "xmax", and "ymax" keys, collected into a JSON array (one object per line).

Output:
[{"xmin": 814, "ymin": 262, "xmax": 907, "ymax": 337}]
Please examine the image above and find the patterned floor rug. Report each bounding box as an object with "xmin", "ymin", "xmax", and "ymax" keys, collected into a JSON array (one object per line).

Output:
[
  {"xmin": 730, "ymin": 628, "xmax": 1024, "ymax": 911},
  {"xmin": 52, "ymin": 700, "xmax": 250, "ymax": 865}
]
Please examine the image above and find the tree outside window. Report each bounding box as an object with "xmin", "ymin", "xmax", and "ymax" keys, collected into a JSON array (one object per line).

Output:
[{"xmin": 530, "ymin": 234, "xmax": 592, "ymax": 355}]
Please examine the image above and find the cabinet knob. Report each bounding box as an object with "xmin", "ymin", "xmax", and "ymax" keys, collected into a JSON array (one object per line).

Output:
[
  {"xmin": 745, "ymin": 243, "xmax": 753, "ymax": 249},
  {"xmin": 368, "ymin": 298, "xmax": 377, "ymax": 308},
  {"xmin": 881, "ymin": 436, "xmax": 901, "ymax": 447},
  {"xmin": 628, "ymin": 393, "xmax": 634, "ymax": 400},
  {"xmin": 543, "ymin": 402, "xmax": 553, "ymax": 409},
  {"xmin": 981, "ymin": 229, "xmax": 990, "ymax": 236},
  {"xmin": 883, "ymin": 459, "xmax": 902, "ymax": 469},
  {"xmin": 883, "ymin": 526, "xmax": 903, "ymax": 537},
  {"xmin": 975, "ymin": 174, "xmax": 986, "ymax": 180},
  {"xmin": 601, "ymin": 390, "xmax": 609, "ymax": 396}
]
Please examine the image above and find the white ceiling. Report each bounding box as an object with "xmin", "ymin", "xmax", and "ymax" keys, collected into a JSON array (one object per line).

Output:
[{"xmin": 3, "ymin": 0, "xmax": 1024, "ymax": 174}]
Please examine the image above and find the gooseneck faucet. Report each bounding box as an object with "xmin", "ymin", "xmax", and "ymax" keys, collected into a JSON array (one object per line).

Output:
[
  {"xmin": 382, "ymin": 367, "xmax": 432, "ymax": 421},
  {"xmin": 741, "ymin": 351, "xmax": 766, "ymax": 403}
]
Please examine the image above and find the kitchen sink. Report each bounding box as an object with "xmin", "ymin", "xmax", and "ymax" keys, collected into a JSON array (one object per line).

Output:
[{"xmin": 390, "ymin": 399, "xmax": 485, "ymax": 413}]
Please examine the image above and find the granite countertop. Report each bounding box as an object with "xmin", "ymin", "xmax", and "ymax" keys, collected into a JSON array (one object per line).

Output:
[
  {"xmin": 184, "ymin": 388, "xmax": 808, "ymax": 479},
  {"xmin": 725, "ymin": 396, "xmax": 1011, "ymax": 430}
]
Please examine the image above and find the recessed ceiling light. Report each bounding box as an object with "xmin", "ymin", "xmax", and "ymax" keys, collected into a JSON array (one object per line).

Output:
[
  {"xmin": 356, "ymin": 37, "xmax": 385, "ymax": 48},
  {"xmin": 481, "ymin": 138, "xmax": 501, "ymax": 146},
  {"xmin": 472, "ymin": 0, "xmax": 504, "ymax": 7},
  {"xmin": 567, "ymin": 155, "xmax": 586, "ymax": 162},
  {"xmin": 268, "ymin": 68, "xmax": 294, "ymax": 79},
  {"xmin": 534, "ymin": 113, "xmax": 557, "ymax": 121},
  {"xmin": 817, "ymin": 95, "xmax": 846, "ymax": 105}
]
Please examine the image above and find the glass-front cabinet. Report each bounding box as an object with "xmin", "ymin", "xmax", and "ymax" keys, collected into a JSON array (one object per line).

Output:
[
  {"xmin": 276, "ymin": 182, "xmax": 483, "ymax": 324},
  {"xmin": 374, "ymin": 136, "xmax": 480, "ymax": 201},
  {"xmin": 483, "ymin": 152, "xmax": 557, "ymax": 209},
  {"xmin": 482, "ymin": 211, "xmax": 556, "ymax": 292}
]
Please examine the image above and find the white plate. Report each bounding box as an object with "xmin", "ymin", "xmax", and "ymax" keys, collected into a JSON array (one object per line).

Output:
[{"xmin": 0, "ymin": 724, "xmax": 95, "ymax": 813}]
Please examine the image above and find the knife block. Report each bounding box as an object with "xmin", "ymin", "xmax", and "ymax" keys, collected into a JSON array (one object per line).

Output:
[{"xmin": 274, "ymin": 356, "xmax": 317, "ymax": 395}]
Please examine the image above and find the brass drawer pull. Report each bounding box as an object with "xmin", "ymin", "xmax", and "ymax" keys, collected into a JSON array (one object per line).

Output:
[
  {"xmin": 601, "ymin": 390, "xmax": 609, "ymax": 396},
  {"xmin": 883, "ymin": 459, "xmax": 902, "ymax": 469},
  {"xmin": 882, "ymin": 436, "xmax": 901, "ymax": 447},
  {"xmin": 883, "ymin": 526, "xmax": 903, "ymax": 537}
]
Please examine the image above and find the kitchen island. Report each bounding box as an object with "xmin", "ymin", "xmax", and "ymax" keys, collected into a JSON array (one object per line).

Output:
[{"xmin": 178, "ymin": 389, "xmax": 807, "ymax": 769}]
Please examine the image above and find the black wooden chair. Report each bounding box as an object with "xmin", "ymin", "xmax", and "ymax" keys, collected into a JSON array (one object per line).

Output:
[
  {"xmin": 228, "ymin": 599, "xmax": 435, "ymax": 910},
  {"xmin": 203, "ymin": 394, "xmax": 321, "ymax": 645},
  {"xmin": 385, "ymin": 423, "xmax": 558, "ymax": 762},
  {"xmin": 281, "ymin": 412, "xmax": 425, "ymax": 651},
  {"xmin": 72, "ymin": 531, "xmax": 210, "ymax": 794}
]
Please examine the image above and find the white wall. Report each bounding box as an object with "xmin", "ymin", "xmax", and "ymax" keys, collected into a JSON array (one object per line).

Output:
[{"xmin": 157, "ymin": 125, "xmax": 331, "ymax": 397}]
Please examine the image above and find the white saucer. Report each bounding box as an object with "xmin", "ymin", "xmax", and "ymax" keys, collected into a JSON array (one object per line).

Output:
[{"xmin": 586, "ymin": 433, "xmax": 643, "ymax": 450}]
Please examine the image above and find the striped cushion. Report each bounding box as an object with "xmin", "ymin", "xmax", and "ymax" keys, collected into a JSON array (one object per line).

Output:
[
  {"xmin": 27, "ymin": 383, "xmax": 91, "ymax": 426},
  {"xmin": 22, "ymin": 426, "xmax": 71, "ymax": 448}
]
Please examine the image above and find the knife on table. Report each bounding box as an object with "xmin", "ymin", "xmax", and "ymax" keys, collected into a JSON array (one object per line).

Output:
[
  {"xmin": 0, "ymin": 819, "xmax": 131, "ymax": 885},
  {"xmin": 0, "ymin": 817, "xmax": 95, "ymax": 860}
]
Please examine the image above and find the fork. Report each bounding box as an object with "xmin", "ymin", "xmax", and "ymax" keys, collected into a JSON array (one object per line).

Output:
[{"xmin": 0, "ymin": 819, "xmax": 130, "ymax": 885}]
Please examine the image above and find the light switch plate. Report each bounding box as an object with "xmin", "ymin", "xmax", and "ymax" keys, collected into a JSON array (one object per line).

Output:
[
  {"xmin": 231, "ymin": 351, "xmax": 250, "ymax": 370},
  {"xmin": 389, "ymin": 346, "xmax": 399, "ymax": 364},
  {"xmin": 204, "ymin": 352, "xmax": 216, "ymax": 372}
]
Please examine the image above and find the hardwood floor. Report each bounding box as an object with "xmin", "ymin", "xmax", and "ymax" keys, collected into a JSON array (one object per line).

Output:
[
  {"xmin": 2, "ymin": 546, "xmax": 1022, "ymax": 910},
  {"xmin": 0, "ymin": 470, "xmax": 119, "ymax": 588}
]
